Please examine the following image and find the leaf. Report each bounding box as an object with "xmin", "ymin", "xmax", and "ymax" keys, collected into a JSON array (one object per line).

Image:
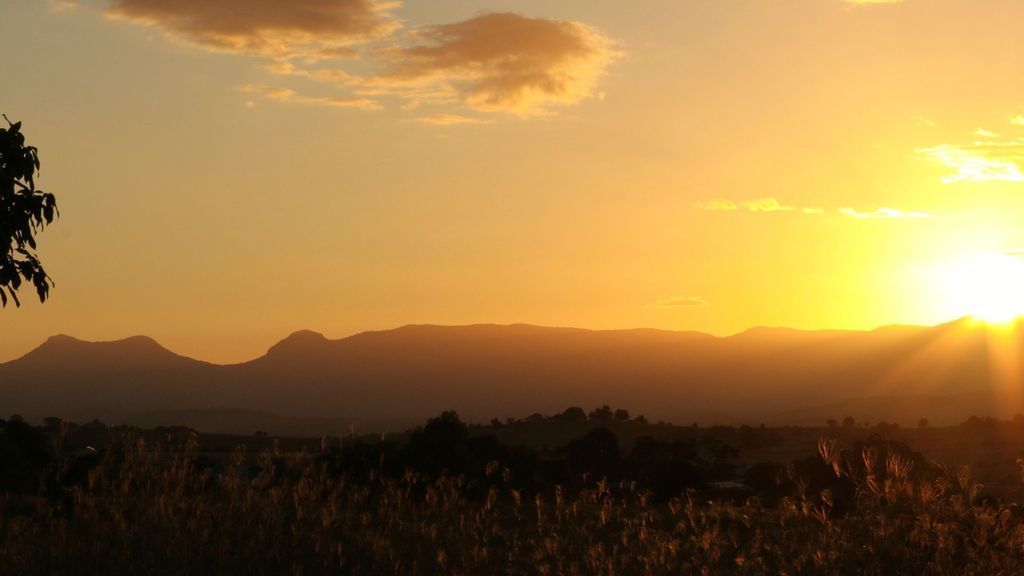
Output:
[{"xmin": 0, "ymin": 117, "xmax": 57, "ymax": 307}]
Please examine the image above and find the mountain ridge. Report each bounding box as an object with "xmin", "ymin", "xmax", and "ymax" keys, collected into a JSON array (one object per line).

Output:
[
  {"xmin": 4, "ymin": 320, "xmax": 951, "ymax": 367},
  {"xmin": 1, "ymin": 318, "xmax": 1019, "ymax": 434}
]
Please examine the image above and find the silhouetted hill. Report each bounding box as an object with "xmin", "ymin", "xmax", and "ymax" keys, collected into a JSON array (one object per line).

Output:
[
  {"xmin": 0, "ymin": 335, "xmax": 212, "ymax": 423},
  {"xmin": 17, "ymin": 334, "xmax": 196, "ymax": 369},
  {"xmin": 126, "ymin": 408, "xmax": 419, "ymax": 437},
  {"xmin": 1, "ymin": 320, "xmax": 1021, "ymax": 433},
  {"xmin": 774, "ymin": 393, "xmax": 1001, "ymax": 427},
  {"xmin": 265, "ymin": 330, "xmax": 334, "ymax": 359}
]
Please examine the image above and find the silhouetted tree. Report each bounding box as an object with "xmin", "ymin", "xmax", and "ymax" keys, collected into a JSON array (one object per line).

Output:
[
  {"xmin": 589, "ymin": 405, "xmax": 613, "ymax": 421},
  {"xmin": 738, "ymin": 425, "xmax": 763, "ymax": 449},
  {"xmin": 524, "ymin": 413, "xmax": 546, "ymax": 424},
  {"xmin": 628, "ymin": 436, "xmax": 702, "ymax": 497},
  {"xmin": 0, "ymin": 418, "xmax": 56, "ymax": 493},
  {"xmin": 566, "ymin": 427, "xmax": 619, "ymax": 478},
  {"xmin": 1, "ymin": 117, "xmax": 58, "ymax": 307},
  {"xmin": 42, "ymin": 417, "xmax": 63, "ymax": 431},
  {"xmin": 704, "ymin": 439, "xmax": 740, "ymax": 480},
  {"xmin": 613, "ymin": 408, "xmax": 630, "ymax": 421},
  {"xmin": 917, "ymin": 418, "xmax": 929, "ymax": 429},
  {"xmin": 874, "ymin": 421, "xmax": 899, "ymax": 436},
  {"xmin": 842, "ymin": 416, "xmax": 855, "ymax": 428},
  {"xmin": 556, "ymin": 406, "xmax": 587, "ymax": 423},
  {"xmin": 742, "ymin": 461, "xmax": 791, "ymax": 505},
  {"xmin": 961, "ymin": 415, "xmax": 998, "ymax": 431},
  {"xmin": 406, "ymin": 411, "xmax": 471, "ymax": 473},
  {"xmin": 826, "ymin": 418, "xmax": 838, "ymax": 429}
]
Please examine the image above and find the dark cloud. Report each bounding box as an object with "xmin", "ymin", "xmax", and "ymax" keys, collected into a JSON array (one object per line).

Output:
[
  {"xmin": 93, "ymin": 4, "xmax": 618, "ymax": 117},
  {"xmin": 106, "ymin": 0, "xmax": 399, "ymax": 59},
  {"xmin": 372, "ymin": 13, "xmax": 617, "ymax": 115}
]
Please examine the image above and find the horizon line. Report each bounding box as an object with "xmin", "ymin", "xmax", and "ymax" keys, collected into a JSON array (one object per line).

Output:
[{"xmin": 1, "ymin": 315, "xmax": 989, "ymax": 367}]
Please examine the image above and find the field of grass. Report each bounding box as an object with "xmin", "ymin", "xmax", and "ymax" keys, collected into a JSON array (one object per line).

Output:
[{"xmin": 4, "ymin": 414, "xmax": 1024, "ymax": 574}]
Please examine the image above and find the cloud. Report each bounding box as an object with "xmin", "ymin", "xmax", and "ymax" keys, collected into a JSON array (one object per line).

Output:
[
  {"xmin": 839, "ymin": 207, "xmax": 930, "ymax": 219},
  {"xmin": 654, "ymin": 296, "xmax": 709, "ymax": 308},
  {"xmin": 49, "ymin": 0, "xmax": 77, "ymax": 12},
  {"xmin": 241, "ymin": 84, "xmax": 381, "ymax": 110},
  {"xmin": 695, "ymin": 197, "xmax": 823, "ymax": 214},
  {"xmin": 418, "ymin": 113, "xmax": 483, "ymax": 126},
  {"xmin": 698, "ymin": 198, "xmax": 929, "ymax": 220},
  {"xmin": 106, "ymin": 0, "xmax": 399, "ymax": 60},
  {"xmin": 739, "ymin": 198, "xmax": 796, "ymax": 212},
  {"xmin": 264, "ymin": 61, "xmax": 357, "ymax": 84},
  {"xmin": 917, "ymin": 116, "xmax": 1024, "ymax": 183},
  {"xmin": 694, "ymin": 198, "xmax": 737, "ymax": 211},
  {"xmin": 92, "ymin": 5, "xmax": 618, "ymax": 118},
  {"xmin": 917, "ymin": 142, "xmax": 1024, "ymax": 183},
  {"xmin": 369, "ymin": 13, "xmax": 618, "ymax": 115}
]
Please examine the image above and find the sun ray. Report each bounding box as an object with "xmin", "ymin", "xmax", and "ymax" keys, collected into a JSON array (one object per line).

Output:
[
  {"xmin": 982, "ymin": 320, "xmax": 1024, "ymax": 418},
  {"xmin": 872, "ymin": 319, "xmax": 985, "ymax": 398}
]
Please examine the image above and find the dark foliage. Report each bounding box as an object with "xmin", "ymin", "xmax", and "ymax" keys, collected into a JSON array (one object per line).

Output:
[
  {"xmin": 588, "ymin": 405, "xmax": 614, "ymax": 421},
  {"xmin": 565, "ymin": 426, "xmax": 620, "ymax": 479},
  {"xmin": 556, "ymin": 406, "xmax": 588, "ymax": 422},
  {"xmin": 6, "ymin": 412, "xmax": 1022, "ymax": 575},
  {"xmin": 0, "ymin": 418, "xmax": 56, "ymax": 493},
  {"xmin": 0, "ymin": 117, "xmax": 58, "ymax": 307},
  {"xmin": 627, "ymin": 436, "xmax": 703, "ymax": 497}
]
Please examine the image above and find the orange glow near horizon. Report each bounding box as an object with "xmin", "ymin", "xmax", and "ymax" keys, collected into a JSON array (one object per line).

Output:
[{"xmin": 1, "ymin": 1, "xmax": 1023, "ymax": 365}]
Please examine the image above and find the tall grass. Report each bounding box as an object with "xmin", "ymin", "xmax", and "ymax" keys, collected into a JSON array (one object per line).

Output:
[{"xmin": 3, "ymin": 433, "xmax": 1024, "ymax": 575}]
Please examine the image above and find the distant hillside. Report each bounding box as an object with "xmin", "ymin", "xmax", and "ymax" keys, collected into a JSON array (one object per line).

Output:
[
  {"xmin": 1, "ymin": 320, "xmax": 1021, "ymax": 434},
  {"xmin": 771, "ymin": 393, "xmax": 1009, "ymax": 427}
]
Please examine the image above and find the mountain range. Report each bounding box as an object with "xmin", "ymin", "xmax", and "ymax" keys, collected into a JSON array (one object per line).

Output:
[{"xmin": 2, "ymin": 319, "xmax": 1021, "ymax": 434}]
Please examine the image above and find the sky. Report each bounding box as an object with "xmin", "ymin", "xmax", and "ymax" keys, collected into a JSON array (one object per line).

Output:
[{"xmin": 1, "ymin": 0, "xmax": 1023, "ymax": 363}]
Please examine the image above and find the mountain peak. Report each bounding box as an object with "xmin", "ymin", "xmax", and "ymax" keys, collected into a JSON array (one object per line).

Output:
[
  {"xmin": 44, "ymin": 334, "xmax": 85, "ymax": 346},
  {"xmin": 118, "ymin": 335, "xmax": 165, "ymax": 348},
  {"xmin": 41, "ymin": 333, "xmax": 163, "ymax": 348},
  {"xmin": 266, "ymin": 330, "xmax": 330, "ymax": 357},
  {"xmin": 279, "ymin": 329, "xmax": 328, "ymax": 344},
  {"xmin": 9, "ymin": 333, "xmax": 189, "ymax": 368}
]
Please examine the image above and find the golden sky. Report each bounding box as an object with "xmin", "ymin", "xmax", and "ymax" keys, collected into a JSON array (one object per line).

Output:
[{"xmin": 1, "ymin": 0, "xmax": 1023, "ymax": 363}]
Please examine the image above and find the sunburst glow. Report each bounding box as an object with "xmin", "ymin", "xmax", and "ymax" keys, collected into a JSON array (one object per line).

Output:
[{"xmin": 942, "ymin": 253, "xmax": 1024, "ymax": 323}]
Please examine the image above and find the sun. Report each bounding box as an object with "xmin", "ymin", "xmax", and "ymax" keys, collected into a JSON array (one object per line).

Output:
[{"xmin": 941, "ymin": 253, "xmax": 1024, "ymax": 323}]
